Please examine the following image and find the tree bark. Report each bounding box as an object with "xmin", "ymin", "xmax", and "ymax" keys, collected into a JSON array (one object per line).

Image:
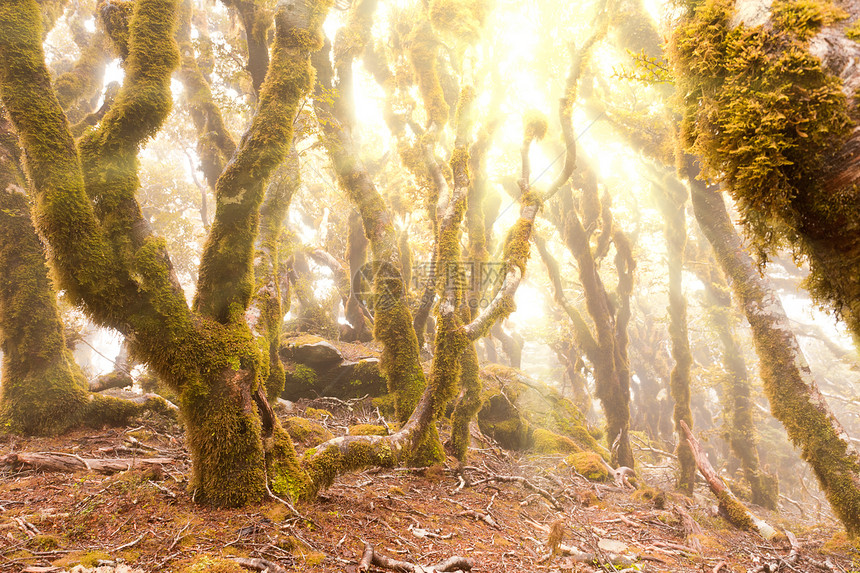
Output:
[
  {"xmin": 690, "ymin": 181, "xmax": 860, "ymax": 537},
  {"xmin": 652, "ymin": 172, "xmax": 696, "ymax": 494}
]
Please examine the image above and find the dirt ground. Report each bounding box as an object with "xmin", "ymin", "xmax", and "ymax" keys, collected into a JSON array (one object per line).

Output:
[{"xmin": 0, "ymin": 399, "xmax": 857, "ymax": 573}]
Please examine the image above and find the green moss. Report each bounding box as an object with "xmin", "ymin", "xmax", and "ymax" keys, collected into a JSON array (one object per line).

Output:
[
  {"xmin": 565, "ymin": 452, "xmax": 609, "ymax": 481},
  {"xmin": 294, "ymin": 364, "xmax": 318, "ymax": 386},
  {"xmin": 672, "ymin": 0, "xmax": 851, "ymax": 261},
  {"xmin": 771, "ymin": 0, "xmax": 847, "ymax": 40},
  {"xmin": 305, "ymin": 407, "xmax": 332, "ymax": 419},
  {"xmin": 28, "ymin": 534, "xmax": 60, "ymax": 551},
  {"xmin": 348, "ymin": 424, "xmax": 388, "ymax": 436},
  {"xmin": 0, "ymin": 172, "xmax": 90, "ymax": 436},
  {"xmin": 180, "ymin": 555, "xmax": 245, "ymax": 573},
  {"xmin": 715, "ymin": 488, "xmax": 755, "ymax": 530},
  {"xmin": 268, "ymin": 424, "xmax": 313, "ymax": 501},
  {"xmin": 847, "ymin": 20, "xmax": 860, "ymax": 42},
  {"xmin": 285, "ymin": 416, "xmax": 335, "ymax": 444},
  {"xmin": 532, "ymin": 428, "xmax": 581, "ymax": 454},
  {"xmin": 79, "ymin": 550, "xmax": 112, "ymax": 568}
]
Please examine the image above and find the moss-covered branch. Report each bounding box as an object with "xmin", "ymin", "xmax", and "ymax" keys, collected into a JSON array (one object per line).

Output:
[
  {"xmin": 0, "ymin": 0, "xmax": 127, "ymax": 329},
  {"xmin": 251, "ymin": 150, "xmax": 301, "ymax": 402},
  {"xmin": 195, "ymin": 0, "xmax": 331, "ymax": 323}
]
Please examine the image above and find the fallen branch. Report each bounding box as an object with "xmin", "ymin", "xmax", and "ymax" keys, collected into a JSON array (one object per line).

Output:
[
  {"xmin": 1, "ymin": 452, "xmax": 174, "ymax": 474},
  {"xmin": 357, "ymin": 543, "xmax": 473, "ymax": 573},
  {"xmin": 231, "ymin": 557, "xmax": 290, "ymax": 573},
  {"xmin": 680, "ymin": 421, "xmax": 782, "ymax": 542}
]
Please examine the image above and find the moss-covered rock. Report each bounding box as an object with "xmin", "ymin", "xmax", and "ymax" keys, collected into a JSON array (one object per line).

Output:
[
  {"xmin": 280, "ymin": 335, "xmax": 387, "ymax": 400},
  {"xmin": 476, "ymin": 365, "xmax": 606, "ymax": 456},
  {"xmin": 564, "ymin": 451, "xmax": 610, "ymax": 481},
  {"xmin": 533, "ymin": 428, "xmax": 581, "ymax": 454}
]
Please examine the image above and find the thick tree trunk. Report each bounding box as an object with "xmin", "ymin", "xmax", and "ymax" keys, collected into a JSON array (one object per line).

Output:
[
  {"xmin": 691, "ymin": 182, "xmax": 860, "ymax": 537},
  {"xmin": 0, "ymin": 0, "xmax": 331, "ymax": 507},
  {"xmin": 0, "ymin": 115, "xmax": 89, "ymax": 435}
]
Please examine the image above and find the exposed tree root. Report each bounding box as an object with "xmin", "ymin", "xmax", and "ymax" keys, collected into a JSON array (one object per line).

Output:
[
  {"xmin": 470, "ymin": 470, "xmax": 562, "ymax": 510},
  {"xmin": 0, "ymin": 452, "xmax": 174, "ymax": 473},
  {"xmin": 357, "ymin": 542, "xmax": 472, "ymax": 572}
]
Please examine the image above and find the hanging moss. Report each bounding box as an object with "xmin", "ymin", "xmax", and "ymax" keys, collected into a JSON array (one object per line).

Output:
[
  {"xmin": 428, "ymin": 0, "xmax": 489, "ymax": 44},
  {"xmin": 671, "ymin": 0, "xmax": 852, "ymax": 271}
]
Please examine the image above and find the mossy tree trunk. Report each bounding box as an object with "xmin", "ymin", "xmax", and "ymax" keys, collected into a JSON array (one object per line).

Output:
[
  {"xmin": 0, "ymin": 0, "xmax": 332, "ymax": 506},
  {"xmin": 545, "ymin": 172, "xmax": 635, "ymax": 468},
  {"xmin": 0, "ymin": 113, "xmax": 89, "ymax": 435},
  {"xmin": 671, "ymin": 0, "xmax": 860, "ymax": 346},
  {"xmin": 652, "ymin": 172, "xmax": 696, "ymax": 494},
  {"xmin": 310, "ymin": 13, "xmax": 443, "ymax": 465},
  {"xmin": 690, "ymin": 181, "xmax": 860, "ymax": 537},
  {"xmin": 690, "ymin": 230, "xmax": 777, "ymax": 509}
]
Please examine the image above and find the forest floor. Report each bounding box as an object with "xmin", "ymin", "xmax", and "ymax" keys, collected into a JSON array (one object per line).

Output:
[{"xmin": 0, "ymin": 399, "xmax": 857, "ymax": 573}]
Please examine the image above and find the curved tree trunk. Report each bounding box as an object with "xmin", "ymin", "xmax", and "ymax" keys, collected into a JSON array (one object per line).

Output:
[
  {"xmin": 0, "ymin": 0, "xmax": 333, "ymax": 507},
  {"xmin": 690, "ymin": 181, "xmax": 860, "ymax": 537}
]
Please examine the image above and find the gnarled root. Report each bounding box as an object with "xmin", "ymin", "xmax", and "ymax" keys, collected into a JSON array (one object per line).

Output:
[{"xmin": 358, "ymin": 542, "xmax": 473, "ymax": 572}]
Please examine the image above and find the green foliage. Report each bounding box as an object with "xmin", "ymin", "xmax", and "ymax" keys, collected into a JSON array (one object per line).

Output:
[{"xmin": 612, "ymin": 49, "xmax": 674, "ymax": 85}]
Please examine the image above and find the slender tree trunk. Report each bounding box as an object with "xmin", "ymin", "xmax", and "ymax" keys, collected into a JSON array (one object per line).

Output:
[
  {"xmin": 690, "ymin": 181, "xmax": 860, "ymax": 536},
  {"xmin": 653, "ymin": 174, "xmax": 696, "ymax": 494}
]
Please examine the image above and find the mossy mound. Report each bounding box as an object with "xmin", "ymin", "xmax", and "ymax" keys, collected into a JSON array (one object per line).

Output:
[
  {"xmin": 348, "ymin": 424, "xmax": 388, "ymax": 436},
  {"xmin": 477, "ymin": 364, "xmax": 606, "ymax": 456},
  {"xmin": 283, "ymin": 416, "xmax": 334, "ymax": 446},
  {"xmin": 532, "ymin": 428, "xmax": 580, "ymax": 454},
  {"xmin": 179, "ymin": 555, "xmax": 245, "ymax": 573},
  {"xmin": 563, "ymin": 452, "xmax": 609, "ymax": 481}
]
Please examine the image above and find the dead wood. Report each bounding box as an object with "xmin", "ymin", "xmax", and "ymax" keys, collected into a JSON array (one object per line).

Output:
[
  {"xmin": 231, "ymin": 557, "xmax": 290, "ymax": 573},
  {"xmin": 680, "ymin": 421, "xmax": 781, "ymax": 541},
  {"xmin": 0, "ymin": 452, "xmax": 175, "ymax": 474}
]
